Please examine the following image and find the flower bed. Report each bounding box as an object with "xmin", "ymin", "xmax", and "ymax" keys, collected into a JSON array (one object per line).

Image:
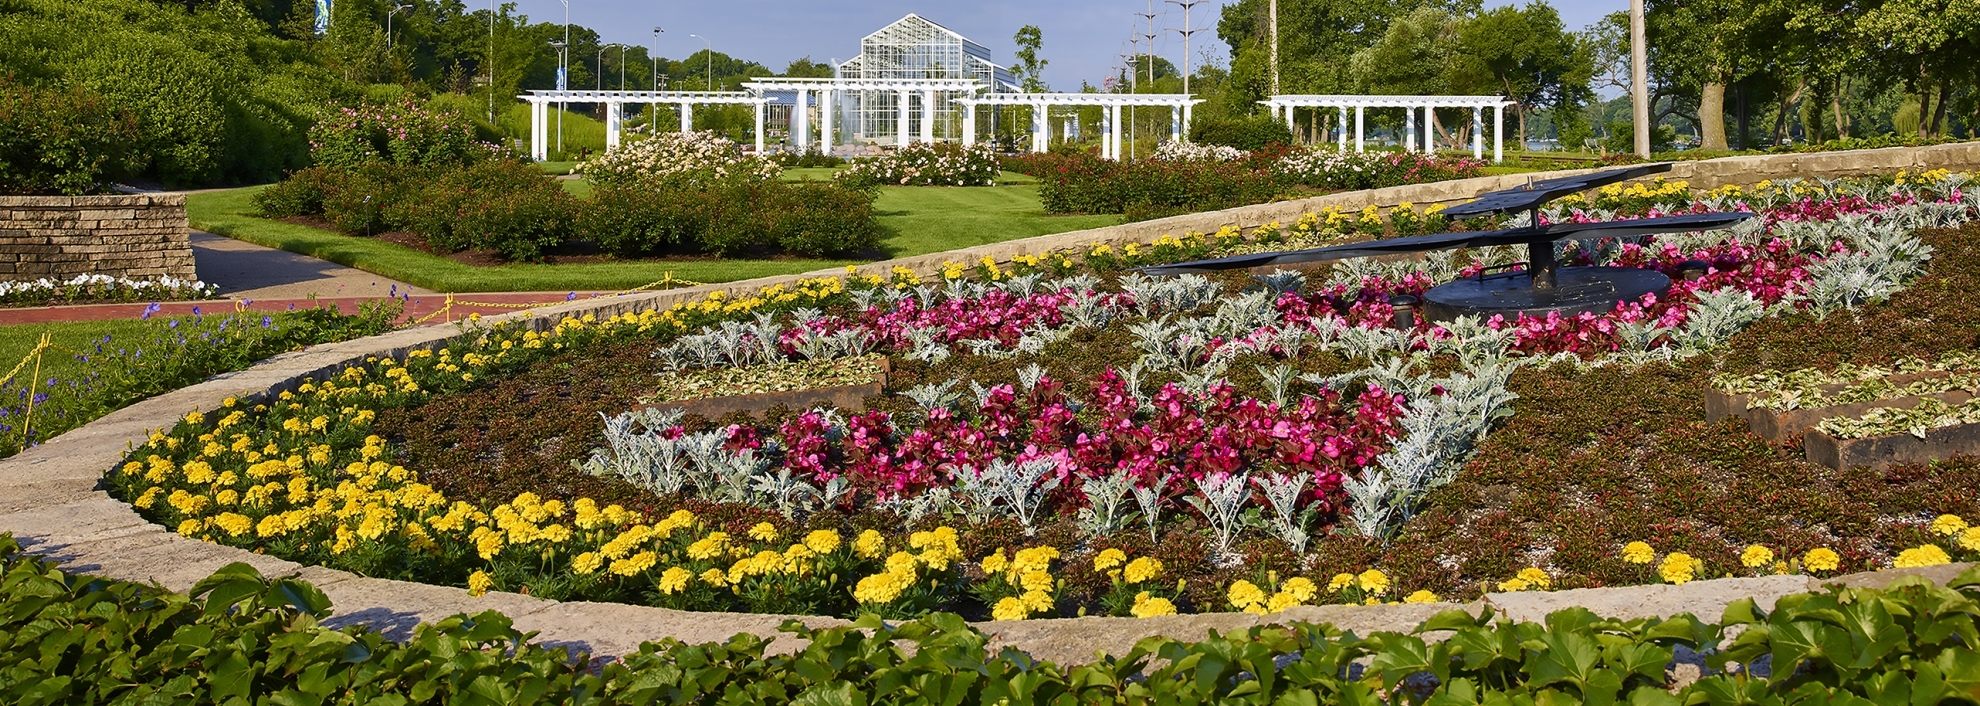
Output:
[
  {"xmin": 835, "ymin": 142, "xmax": 1000, "ymax": 189},
  {"xmin": 104, "ymin": 171, "xmax": 1980, "ymax": 621},
  {"xmin": 1009, "ymin": 144, "xmax": 1486, "ymax": 222},
  {"xmin": 0, "ymin": 274, "xmax": 216, "ymax": 308}
]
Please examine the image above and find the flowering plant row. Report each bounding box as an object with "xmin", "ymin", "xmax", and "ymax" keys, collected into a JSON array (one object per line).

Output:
[
  {"xmin": 836, "ymin": 142, "xmax": 1001, "ymax": 189},
  {"xmin": 0, "ymin": 273, "xmax": 216, "ymax": 307},
  {"xmin": 574, "ymin": 131, "xmax": 781, "ymax": 190},
  {"xmin": 306, "ymin": 98, "xmax": 486, "ymax": 170}
]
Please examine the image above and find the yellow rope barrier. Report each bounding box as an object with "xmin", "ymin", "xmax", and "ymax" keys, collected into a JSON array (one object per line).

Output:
[{"xmin": 404, "ymin": 272, "xmax": 710, "ymax": 327}]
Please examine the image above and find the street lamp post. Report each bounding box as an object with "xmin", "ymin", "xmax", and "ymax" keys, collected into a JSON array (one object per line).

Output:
[
  {"xmin": 549, "ymin": 39, "xmax": 567, "ymax": 155},
  {"xmin": 689, "ymin": 34, "xmax": 712, "ymax": 90},
  {"xmin": 597, "ymin": 44, "xmax": 618, "ymax": 90}
]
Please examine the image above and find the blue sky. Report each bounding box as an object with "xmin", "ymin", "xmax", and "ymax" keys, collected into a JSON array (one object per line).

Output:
[{"xmin": 526, "ymin": 0, "xmax": 1627, "ymax": 89}]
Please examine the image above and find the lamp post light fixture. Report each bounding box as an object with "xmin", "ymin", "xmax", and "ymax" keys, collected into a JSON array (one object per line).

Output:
[
  {"xmin": 597, "ymin": 43, "xmax": 618, "ymax": 90},
  {"xmin": 652, "ymin": 27, "xmax": 663, "ymax": 91},
  {"xmin": 387, "ymin": 3, "xmax": 411, "ymax": 49},
  {"xmin": 689, "ymin": 33, "xmax": 712, "ymax": 90}
]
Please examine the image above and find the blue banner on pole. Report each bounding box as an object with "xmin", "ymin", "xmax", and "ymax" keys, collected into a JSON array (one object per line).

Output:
[
  {"xmin": 314, "ymin": 0, "xmax": 329, "ymax": 35},
  {"xmin": 556, "ymin": 66, "xmax": 567, "ymax": 91}
]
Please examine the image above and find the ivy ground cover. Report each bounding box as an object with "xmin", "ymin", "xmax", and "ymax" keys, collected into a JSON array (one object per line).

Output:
[{"xmin": 105, "ymin": 171, "xmax": 1980, "ymax": 622}]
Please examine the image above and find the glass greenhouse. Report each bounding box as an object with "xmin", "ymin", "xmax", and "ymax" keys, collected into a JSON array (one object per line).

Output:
[{"xmin": 836, "ymin": 14, "xmax": 1014, "ymax": 143}]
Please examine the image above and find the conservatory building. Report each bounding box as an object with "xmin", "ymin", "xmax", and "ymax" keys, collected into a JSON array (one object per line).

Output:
[{"xmin": 833, "ymin": 14, "xmax": 1014, "ymax": 144}]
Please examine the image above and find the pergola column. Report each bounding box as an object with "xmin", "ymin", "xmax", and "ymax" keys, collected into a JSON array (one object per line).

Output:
[
  {"xmin": 753, "ymin": 101, "xmax": 766, "ymax": 155},
  {"xmin": 1182, "ymin": 104, "xmax": 1192, "ymax": 137},
  {"xmin": 793, "ymin": 89, "xmax": 811, "ymax": 151},
  {"xmin": 1493, "ymin": 103, "xmax": 1504, "ymax": 163},
  {"xmin": 1337, "ymin": 106, "xmax": 1348, "ymax": 150},
  {"xmin": 1471, "ymin": 106, "xmax": 1483, "ymax": 159},
  {"xmin": 1404, "ymin": 106, "xmax": 1415, "ymax": 152},
  {"xmin": 961, "ymin": 101, "xmax": 976, "ymax": 145},
  {"xmin": 920, "ymin": 88, "xmax": 936, "ymax": 144},
  {"xmin": 1354, "ymin": 106, "xmax": 1365, "ymax": 152},
  {"xmin": 896, "ymin": 90, "xmax": 912, "ymax": 146},
  {"xmin": 680, "ymin": 103, "xmax": 693, "ymax": 133},
  {"xmin": 820, "ymin": 90, "xmax": 835, "ymax": 156},
  {"xmin": 1110, "ymin": 104, "xmax": 1123, "ymax": 160},
  {"xmin": 605, "ymin": 101, "xmax": 621, "ymax": 151},
  {"xmin": 1037, "ymin": 103, "xmax": 1051, "ymax": 152},
  {"xmin": 1423, "ymin": 106, "xmax": 1435, "ymax": 154},
  {"xmin": 1170, "ymin": 105, "xmax": 1181, "ymax": 143},
  {"xmin": 528, "ymin": 99, "xmax": 544, "ymax": 161}
]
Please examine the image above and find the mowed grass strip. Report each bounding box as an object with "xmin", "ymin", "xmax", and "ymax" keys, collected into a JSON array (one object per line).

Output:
[{"xmin": 188, "ymin": 175, "xmax": 1116, "ymax": 294}]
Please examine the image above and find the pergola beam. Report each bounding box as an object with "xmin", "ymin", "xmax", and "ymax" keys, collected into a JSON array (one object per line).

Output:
[{"xmin": 1259, "ymin": 94, "xmax": 1513, "ymax": 163}]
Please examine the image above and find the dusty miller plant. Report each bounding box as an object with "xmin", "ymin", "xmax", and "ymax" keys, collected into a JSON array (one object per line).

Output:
[
  {"xmin": 1251, "ymin": 473, "xmax": 1313, "ymax": 553},
  {"xmin": 1132, "ymin": 472, "xmax": 1174, "ymax": 544},
  {"xmin": 1344, "ymin": 361, "xmax": 1519, "ymax": 538},
  {"xmin": 1076, "ymin": 469, "xmax": 1137, "ymax": 537},
  {"xmin": 1185, "ymin": 472, "xmax": 1251, "ymax": 565}
]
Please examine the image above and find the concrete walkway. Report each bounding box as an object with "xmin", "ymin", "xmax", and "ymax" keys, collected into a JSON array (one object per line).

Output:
[{"xmin": 190, "ymin": 231, "xmax": 431, "ymax": 301}]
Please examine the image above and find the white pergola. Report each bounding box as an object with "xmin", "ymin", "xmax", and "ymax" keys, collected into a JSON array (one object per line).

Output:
[
  {"xmin": 954, "ymin": 93, "xmax": 1204, "ymax": 160},
  {"xmin": 1261, "ymin": 95, "xmax": 1514, "ymax": 162},
  {"xmin": 519, "ymin": 90, "xmax": 772, "ymax": 160},
  {"xmin": 741, "ymin": 78, "xmax": 987, "ymax": 154}
]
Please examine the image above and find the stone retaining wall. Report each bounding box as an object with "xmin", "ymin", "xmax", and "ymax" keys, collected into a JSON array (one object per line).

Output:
[
  {"xmin": 2, "ymin": 145, "xmax": 1976, "ymax": 665},
  {"xmin": 0, "ymin": 193, "xmax": 195, "ymax": 282}
]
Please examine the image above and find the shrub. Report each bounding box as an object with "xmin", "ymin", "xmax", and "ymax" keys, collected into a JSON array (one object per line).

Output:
[
  {"xmin": 836, "ymin": 142, "xmax": 1001, "ymax": 188},
  {"xmin": 0, "ymin": 78, "xmax": 144, "ymax": 195},
  {"xmin": 320, "ymin": 163, "xmax": 427, "ymax": 235},
  {"xmin": 249, "ymin": 167, "xmax": 333, "ymax": 218},
  {"xmin": 1150, "ymin": 139, "xmax": 1248, "ymax": 162},
  {"xmin": 770, "ymin": 150, "xmax": 844, "ymax": 168},
  {"xmin": 308, "ymin": 98, "xmax": 482, "ymax": 169},
  {"xmin": 398, "ymin": 159, "xmax": 574, "ymax": 261},
  {"xmin": 1190, "ymin": 115, "xmax": 1296, "ymax": 151},
  {"xmin": 579, "ymin": 179, "xmax": 879, "ymax": 258},
  {"xmin": 1031, "ymin": 150, "xmax": 1287, "ymax": 220},
  {"xmin": 575, "ymin": 131, "xmax": 780, "ymax": 190},
  {"xmin": 1275, "ymin": 148, "xmax": 1488, "ymax": 191}
]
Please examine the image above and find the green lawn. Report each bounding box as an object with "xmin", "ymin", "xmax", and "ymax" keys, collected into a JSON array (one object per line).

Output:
[{"xmin": 187, "ymin": 177, "xmax": 1115, "ymax": 293}]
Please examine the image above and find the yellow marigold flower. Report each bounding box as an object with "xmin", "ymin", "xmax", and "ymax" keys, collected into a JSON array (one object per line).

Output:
[
  {"xmin": 686, "ymin": 532, "xmax": 731, "ymax": 560},
  {"xmin": 1516, "ymin": 567, "xmax": 1551, "ymax": 590},
  {"xmin": 1403, "ymin": 590, "xmax": 1440, "ymax": 604},
  {"xmin": 1659, "ymin": 552, "xmax": 1701, "ymax": 585},
  {"xmin": 132, "ymin": 487, "xmax": 162, "ymax": 509},
  {"xmin": 570, "ymin": 552, "xmax": 603, "ymax": 574},
  {"xmin": 1803, "ymin": 548, "xmax": 1841, "ymax": 572},
  {"xmin": 1497, "ymin": 577, "xmax": 1531, "ymax": 592},
  {"xmin": 885, "ymin": 551, "xmax": 920, "ymax": 576},
  {"xmin": 1019, "ymin": 569, "xmax": 1054, "ymax": 593},
  {"xmin": 176, "ymin": 519, "xmax": 204, "ymax": 537},
  {"xmin": 747, "ymin": 522, "xmax": 780, "ymax": 542},
  {"xmin": 1266, "ymin": 592, "xmax": 1301, "ymax": 613},
  {"xmin": 1931, "ymin": 514, "xmax": 1969, "ymax": 536},
  {"xmin": 853, "ymin": 569, "xmax": 911, "ymax": 604},
  {"xmin": 184, "ymin": 411, "xmax": 205, "ymax": 426},
  {"xmin": 1357, "ymin": 570, "xmax": 1390, "ymax": 595},
  {"xmin": 980, "ymin": 549, "xmax": 1009, "ymax": 575},
  {"xmin": 992, "ymin": 596, "xmax": 1029, "ymax": 621},
  {"xmin": 1227, "ymin": 580, "xmax": 1267, "ymax": 610},
  {"xmin": 658, "ymin": 566, "xmax": 693, "ymax": 594},
  {"xmin": 1741, "ymin": 545, "xmax": 1775, "ymax": 568},
  {"xmin": 700, "ymin": 568, "xmax": 729, "ymax": 587},
  {"xmin": 1130, "ymin": 591, "xmax": 1178, "ymax": 618},
  {"xmin": 1961, "ymin": 527, "xmax": 1980, "ymax": 552},
  {"xmin": 609, "ymin": 551, "xmax": 657, "ymax": 576},
  {"xmin": 1280, "ymin": 576, "xmax": 1318, "ymax": 603},
  {"xmin": 1893, "ymin": 544, "xmax": 1952, "ymax": 568},
  {"xmin": 803, "ymin": 529, "xmax": 841, "ymax": 554},
  {"xmin": 1021, "ymin": 589, "xmax": 1054, "ymax": 612},
  {"xmin": 1621, "ymin": 541, "xmax": 1655, "ymax": 564},
  {"xmin": 853, "ymin": 529, "xmax": 886, "ymax": 558},
  {"xmin": 1093, "ymin": 548, "xmax": 1127, "ymax": 572},
  {"xmin": 1326, "ymin": 573, "xmax": 1355, "ymax": 593},
  {"xmin": 1123, "ymin": 556, "xmax": 1163, "ymax": 584},
  {"xmin": 183, "ymin": 461, "xmax": 216, "ymax": 485},
  {"xmin": 467, "ymin": 571, "xmax": 494, "ymax": 597}
]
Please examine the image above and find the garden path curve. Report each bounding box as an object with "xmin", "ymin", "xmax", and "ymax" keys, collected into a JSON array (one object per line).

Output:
[{"xmin": 6, "ymin": 146, "xmax": 1980, "ymax": 664}]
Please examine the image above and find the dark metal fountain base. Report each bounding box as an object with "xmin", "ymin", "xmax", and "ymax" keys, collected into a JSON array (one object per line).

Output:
[{"xmin": 1421, "ymin": 266, "xmax": 1671, "ymax": 322}]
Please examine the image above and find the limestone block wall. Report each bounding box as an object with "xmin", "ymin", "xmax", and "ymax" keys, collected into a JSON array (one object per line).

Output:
[{"xmin": 0, "ymin": 193, "xmax": 195, "ymax": 282}]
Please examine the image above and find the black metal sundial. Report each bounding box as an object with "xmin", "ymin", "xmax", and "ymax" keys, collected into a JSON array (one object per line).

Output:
[{"xmin": 1140, "ymin": 163, "xmax": 1755, "ymax": 322}]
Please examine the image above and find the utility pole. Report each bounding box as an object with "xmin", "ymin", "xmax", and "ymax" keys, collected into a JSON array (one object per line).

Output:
[
  {"xmin": 549, "ymin": 39, "xmax": 567, "ymax": 154},
  {"xmin": 1138, "ymin": 3, "xmax": 1158, "ymax": 158},
  {"xmin": 1268, "ymin": 0, "xmax": 1279, "ymax": 95},
  {"xmin": 486, "ymin": 0, "xmax": 494, "ymax": 123},
  {"xmin": 618, "ymin": 44, "xmax": 626, "ymax": 90},
  {"xmin": 1630, "ymin": 0, "xmax": 1649, "ymax": 158},
  {"xmin": 652, "ymin": 27, "xmax": 663, "ymax": 91},
  {"xmin": 1165, "ymin": 0, "xmax": 1206, "ymax": 95}
]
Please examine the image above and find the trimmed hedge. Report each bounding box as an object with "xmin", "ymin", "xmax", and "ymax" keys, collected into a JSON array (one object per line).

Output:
[{"xmin": 3, "ymin": 532, "xmax": 1977, "ymax": 703}]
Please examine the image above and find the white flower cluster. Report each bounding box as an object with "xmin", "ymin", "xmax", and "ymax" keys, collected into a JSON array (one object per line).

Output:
[
  {"xmin": 576, "ymin": 131, "xmax": 781, "ymax": 188},
  {"xmin": 0, "ymin": 274, "xmax": 218, "ymax": 305},
  {"xmin": 1150, "ymin": 140, "xmax": 1248, "ymax": 162},
  {"xmin": 1274, "ymin": 147, "xmax": 1382, "ymax": 182},
  {"xmin": 838, "ymin": 143, "xmax": 1001, "ymax": 187}
]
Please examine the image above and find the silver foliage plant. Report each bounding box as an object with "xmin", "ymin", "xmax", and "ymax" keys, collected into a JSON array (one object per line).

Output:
[
  {"xmin": 1185, "ymin": 472, "xmax": 1251, "ymax": 566},
  {"xmin": 1345, "ymin": 361, "xmax": 1520, "ymax": 538}
]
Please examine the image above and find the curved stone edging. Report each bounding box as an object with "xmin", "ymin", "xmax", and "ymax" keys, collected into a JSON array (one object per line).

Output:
[{"xmin": 3, "ymin": 145, "xmax": 1977, "ymax": 665}]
